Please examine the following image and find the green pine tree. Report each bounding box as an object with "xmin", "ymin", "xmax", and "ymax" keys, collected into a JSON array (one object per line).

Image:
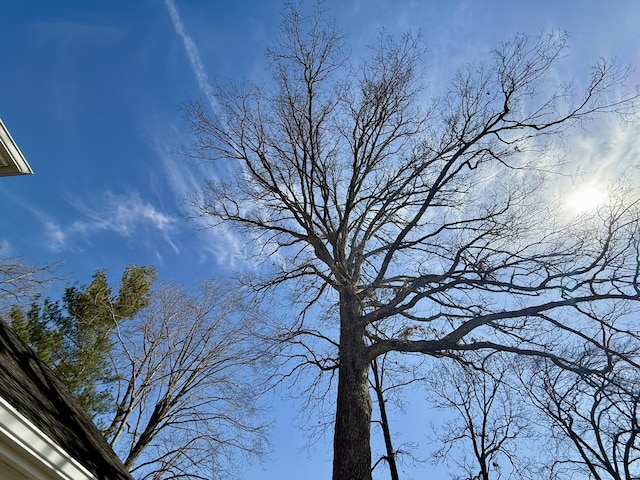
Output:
[{"xmin": 10, "ymin": 265, "xmax": 155, "ymax": 420}]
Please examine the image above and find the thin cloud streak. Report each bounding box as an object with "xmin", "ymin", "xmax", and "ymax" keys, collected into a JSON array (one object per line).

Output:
[
  {"xmin": 164, "ymin": 0, "xmax": 218, "ymax": 112},
  {"xmin": 72, "ymin": 191, "xmax": 179, "ymax": 250},
  {"xmin": 150, "ymin": 126, "xmax": 244, "ymax": 267},
  {"xmin": 545, "ymin": 118, "xmax": 640, "ymax": 217},
  {"xmin": 36, "ymin": 191, "xmax": 179, "ymax": 253},
  {"xmin": 162, "ymin": 1, "xmax": 260, "ymax": 268}
]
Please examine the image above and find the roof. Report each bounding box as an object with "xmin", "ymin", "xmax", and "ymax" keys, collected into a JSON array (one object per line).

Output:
[
  {"xmin": 0, "ymin": 318, "xmax": 133, "ymax": 480},
  {"xmin": 0, "ymin": 118, "xmax": 33, "ymax": 176}
]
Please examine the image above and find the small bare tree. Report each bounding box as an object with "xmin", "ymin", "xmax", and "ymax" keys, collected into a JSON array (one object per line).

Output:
[
  {"xmin": 103, "ymin": 279, "xmax": 268, "ymax": 480},
  {"xmin": 428, "ymin": 356, "xmax": 536, "ymax": 480},
  {"xmin": 524, "ymin": 349, "xmax": 640, "ymax": 479},
  {"xmin": 186, "ymin": 5, "xmax": 640, "ymax": 479},
  {"xmin": 0, "ymin": 242, "xmax": 54, "ymax": 307}
]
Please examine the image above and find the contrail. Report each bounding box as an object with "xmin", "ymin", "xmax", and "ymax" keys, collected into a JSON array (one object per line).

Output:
[
  {"xmin": 163, "ymin": 0, "xmax": 244, "ymax": 267},
  {"xmin": 164, "ymin": 0, "xmax": 217, "ymax": 110}
]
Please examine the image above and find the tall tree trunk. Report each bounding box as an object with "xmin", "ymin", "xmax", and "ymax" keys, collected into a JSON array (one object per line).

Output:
[{"xmin": 333, "ymin": 289, "xmax": 372, "ymax": 480}]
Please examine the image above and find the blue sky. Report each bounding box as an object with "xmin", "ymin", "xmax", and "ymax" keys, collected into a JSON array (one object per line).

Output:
[{"xmin": 1, "ymin": 1, "xmax": 640, "ymax": 479}]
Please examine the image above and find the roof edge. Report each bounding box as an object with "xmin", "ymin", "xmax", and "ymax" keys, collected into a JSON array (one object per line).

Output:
[
  {"xmin": 0, "ymin": 395, "xmax": 96, "ymax": 480},
  {"xmin": 0, "ymin": 118, "xmax": 33, "ymax": 176}
]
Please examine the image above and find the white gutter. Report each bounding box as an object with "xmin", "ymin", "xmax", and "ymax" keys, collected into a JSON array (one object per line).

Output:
[{"xmin": 0, "ymin": 395, "xmax": 96, "ymax": 480}]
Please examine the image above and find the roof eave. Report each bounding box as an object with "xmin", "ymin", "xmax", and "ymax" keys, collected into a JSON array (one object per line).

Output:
[
  {"xmin": 0, "ymin": 119, "xmax": 33, "ymax": 176},
  {"xmin": 0, "ymin": 396, "xmax": 97, "ymax": 480}
]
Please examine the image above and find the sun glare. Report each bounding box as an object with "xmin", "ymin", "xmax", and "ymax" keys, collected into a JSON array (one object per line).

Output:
[{"xmin": 565, "ymin": 185, "xmax": 607, "ymax": 213}]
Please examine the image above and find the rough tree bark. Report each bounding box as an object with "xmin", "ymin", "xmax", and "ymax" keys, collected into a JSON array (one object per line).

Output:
[{"xmin": 333, "ymin": 290, "xmax": 372, "ymax": 479}]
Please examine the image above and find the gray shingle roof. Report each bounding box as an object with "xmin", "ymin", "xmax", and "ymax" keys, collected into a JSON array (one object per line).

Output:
[{"xmin": 0, "ymin": 318, "xmax": 133, "ymax": 480}]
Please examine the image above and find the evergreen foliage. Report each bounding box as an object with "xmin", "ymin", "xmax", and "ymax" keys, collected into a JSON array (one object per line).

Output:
[{"xmin": 10, "ymin": 265, "xmax": 155, "ymax": 420}]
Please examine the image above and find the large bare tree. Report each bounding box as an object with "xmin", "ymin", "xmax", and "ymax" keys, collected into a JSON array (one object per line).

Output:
[
  {"xmin": 186, "ymin": 5, "xmax": 640, "ymax": 479},
  {"xmin": 103, "ymin": 280, "xmax": 268, "ymax": 480}
]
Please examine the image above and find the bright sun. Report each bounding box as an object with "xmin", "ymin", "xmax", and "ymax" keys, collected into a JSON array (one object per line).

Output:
[{"xmin": 565, "ymin": 185, "xmax": 607, "ymax": 213}]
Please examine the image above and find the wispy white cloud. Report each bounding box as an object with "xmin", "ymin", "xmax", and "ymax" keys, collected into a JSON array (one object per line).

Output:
[
  {"xmin": 43, "ymin": 220, "xmax": 70, "ymax": 252},
  {"xmin": 150, "ymin": 125, "xmax": 204, "ymax": 205},
  {"xmin": 544, "ymin": 117, "xmax": 640, "ymax": 216},
  {"xmin": 164, "ymin": 0, "xmax": 218, "ymax": 112},
  {"xmin": 148, "ymin": 123, "xmax": 245, "ymax": 267},
  {"xmin": 73, "ymin": 191, "xmax": 174, "ymax": 236},
  {"xmin": 563, "ymin": 118, "xmax": 640, "ymax": 182},
  {"xmin": 37, "ymin": 191, "xmax": 179, "ymax": 254}
]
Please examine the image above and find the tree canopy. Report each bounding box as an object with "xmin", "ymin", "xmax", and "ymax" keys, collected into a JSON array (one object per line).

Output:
[{"xmin": 187, "ymin": 5, "xmax": 640, "ymax": 479}]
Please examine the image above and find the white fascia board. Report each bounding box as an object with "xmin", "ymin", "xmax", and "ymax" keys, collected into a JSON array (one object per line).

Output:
[
  {"xmin": 0, "ymin": 118, "xmax": 33, "ymax": 176},
  {"xmin": 0, "ymin": 395, "xmax": 96, "ymax": 480}
]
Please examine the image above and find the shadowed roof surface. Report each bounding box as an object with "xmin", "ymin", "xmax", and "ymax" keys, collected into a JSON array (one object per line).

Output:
[{"xmin": 0, "ymin": 318, "xmax": 132, "ymax": 480}]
